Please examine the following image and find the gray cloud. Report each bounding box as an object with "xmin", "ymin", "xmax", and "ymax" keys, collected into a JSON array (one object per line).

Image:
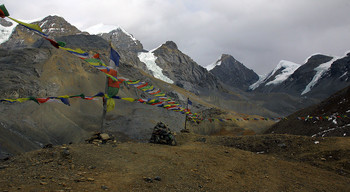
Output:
[{"xmin": 3, "ymin": 0, "xmax": 350, "ymax": 74}]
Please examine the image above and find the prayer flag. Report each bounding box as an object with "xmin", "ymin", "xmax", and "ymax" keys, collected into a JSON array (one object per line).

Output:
[
  {"xmin": 0, "ymin": 4, "xmax": 9, "ymax": 18},
  {"xmin": 8, "ymin": 17, "xmax": 47, "ymax": 37},
  {"xmin": 109, "ymin": 47, "xmax": 120, "ymax": 67}
]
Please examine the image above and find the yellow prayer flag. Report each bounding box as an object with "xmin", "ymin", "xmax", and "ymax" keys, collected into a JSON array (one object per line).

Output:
[
  {"xmin": 106, "ymin": 98, "xmax": 115, "ymax": 112},
  {"xmin": 122, "ymin": 98, "xmax": 135, "ymax": 102}
]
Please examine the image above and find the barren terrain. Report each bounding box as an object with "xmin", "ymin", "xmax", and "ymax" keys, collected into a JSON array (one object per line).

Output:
[{"xmin": 1, "ymin": 133, "xmax": 350, "ymax": 192}]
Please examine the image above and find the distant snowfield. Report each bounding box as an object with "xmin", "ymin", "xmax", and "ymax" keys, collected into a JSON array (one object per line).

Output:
[{"xmin": 138, "ymin": 50, "xmax": 174, "ymax": 84}]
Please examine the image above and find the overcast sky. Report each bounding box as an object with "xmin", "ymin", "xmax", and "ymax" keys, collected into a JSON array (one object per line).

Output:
[{"xmin": 3, "ymin": 0, "xmax": 350, "ymax": 74}]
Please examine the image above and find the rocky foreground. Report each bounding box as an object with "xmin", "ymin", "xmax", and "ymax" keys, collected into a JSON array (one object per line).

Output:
[{"xmin": 0, "ymin": 133, "xmax": 350, "ymax": 192}]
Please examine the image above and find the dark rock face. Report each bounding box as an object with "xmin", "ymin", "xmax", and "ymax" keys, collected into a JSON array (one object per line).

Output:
[
  {"xmin": 152, "ymin": 41, "xmax": 223, "ymax": 94},
  {"xmin": 0, "ymin": 48, "xmax": 50, "ymax": 98},
  {"xmin": 99, "ymin": 28, "xmax": 144, "ymax": 52},
  {"xmin": 210, "ymin": 54, "xmax": 259, "ymax": 91}
]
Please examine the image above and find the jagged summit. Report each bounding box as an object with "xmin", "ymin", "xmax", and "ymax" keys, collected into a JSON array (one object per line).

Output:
[
  {"xmin": 162, "ymin": 41, "xmax": 178, "ymax": 50},
  {"xmin": 34, "ymin": 15, "xmax": 83, "ymax": 37},
  {"xmin": 98, "ymin": 27, "xmax": 143, "ymax": 52},
  {"xmin": 209, "ymin": 54, "xmax": 259, "ymax": 91}
]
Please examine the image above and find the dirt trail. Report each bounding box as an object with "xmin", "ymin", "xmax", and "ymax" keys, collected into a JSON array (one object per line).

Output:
[{"xmin": 1, "ymin": 133, "xmax": 350, "ymax": 192}]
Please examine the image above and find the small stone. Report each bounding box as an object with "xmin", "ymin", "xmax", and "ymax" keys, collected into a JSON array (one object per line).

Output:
[
  {"xmin": 101, "ymin": 185, "xmax": 109, "ymax": 190},
  {"xmin": 87, "ymin": 177, "xmax": 95, "ymax": 182},
  {"xmin": 40, "ymin": 181, "xmax": 47, "ymax": 185},
  {"xmin": 62, "ymin": 149, "xmax": 70, "ymax": 157},
  {"xmin": 100, "ymin": 133, "xmax": 110, "ymax": 140},
  {"xmin": 88, "ymin": 166, "xmax": 96, "ymax": 169},
  {"xmin": 321, "ymin": 157, "xmax": 326, "ymax": 161},
  {"xmin": 143, "ymin": 177, "xmax": 153, "ymax": 183},
  {"xmin": 154, "ymin": 176, "xmax": 161, "ymax": 181},
  {"xmin": 42, "ymin": 144, "xmax": 53, "ymax": 149}
]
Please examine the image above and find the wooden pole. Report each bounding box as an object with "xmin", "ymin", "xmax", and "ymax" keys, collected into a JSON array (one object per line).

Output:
[
  {"xmin": 100, "ymin": 77, "xmax": 108, "ymax": 132},
  {"xmin": 184, "ymin": 97, "xmax": 189, "ymax": 130}
]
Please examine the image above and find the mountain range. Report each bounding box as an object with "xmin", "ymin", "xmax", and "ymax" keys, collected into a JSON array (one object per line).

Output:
[{"xmin": 0, "ymin": 15, "xmax": 349, "ymax": 158}]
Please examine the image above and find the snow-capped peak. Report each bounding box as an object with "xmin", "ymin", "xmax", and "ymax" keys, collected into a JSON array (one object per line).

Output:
[
  {"xmin": 265, "ymin": 60, "xmax": 301, "ymax": 86},
  {"xmin": 249, "ymin": 60, "xmax": 300, "ymax": 90},
  {"xmin": 84, "ymin": 23, "xmax": 138, "ymax": 43},
  {"xmin": 205, "ymin": 56, "xmax": 222, "ymax": 71}
]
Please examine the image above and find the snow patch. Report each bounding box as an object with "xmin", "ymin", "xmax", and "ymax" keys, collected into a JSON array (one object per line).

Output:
[
  {"xmin": 339, "ymin": 72, "xmax": 347, "ymax": 79},
  {"xmin": 249, "ymin": 60, "xmax": 300, "ymax": 90},
  {"xmin": 249, "ymin": 74, "xmax": 267, "ymax": 90},
  {"xmin": 301, "ymin": 57, "xmax": 339, "ymax": 95},
  {"xmin": 138, "ymin": 51, "xmax": 174, "ymax": 84},
  {"xmin": 205, "ymin": 56, "xmax": 222, "ymax": 71},
  {"xmin": 265, "ymin": 60, "xmax": 301, "ymax": 86},
  {"xmin": 0, "ymin": 19, "xmax": 17, "ymax": 44}
]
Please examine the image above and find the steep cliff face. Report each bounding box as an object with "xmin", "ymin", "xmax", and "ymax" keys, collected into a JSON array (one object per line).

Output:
[
  {"xmin": 151, "ymin": 41, "xmax": 223, "ymax": 95},
  {"xmin": 209, "ymin": 54, "xmax": 259, "ymax": 91}
]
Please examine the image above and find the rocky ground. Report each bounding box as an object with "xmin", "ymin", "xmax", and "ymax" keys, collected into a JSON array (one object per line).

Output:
[{"xmin": 0, "ymin": 132, "xmax": 350, "ymax": 192}]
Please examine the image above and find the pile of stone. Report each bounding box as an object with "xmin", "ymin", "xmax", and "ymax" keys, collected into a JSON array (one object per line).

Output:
[{"xmin": 85, "ymin": 132, "xmax": 116, "ymax": 145}]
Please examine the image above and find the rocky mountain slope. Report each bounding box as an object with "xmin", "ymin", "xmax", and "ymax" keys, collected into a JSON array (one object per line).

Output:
[
  {"xmin": 98, "ymin": 28, "xmax": 144, "ymax": 52},
  {"xmin": 148, "ymin": 41, "xmax": 224, "ymax": 95},
  {"xmin": 207, "ymin": 54, "xmax": 259, "ymax": 91},
  {"xmin": 265, "ymin": 85, "xmax": 350, "ymax": 137}
]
